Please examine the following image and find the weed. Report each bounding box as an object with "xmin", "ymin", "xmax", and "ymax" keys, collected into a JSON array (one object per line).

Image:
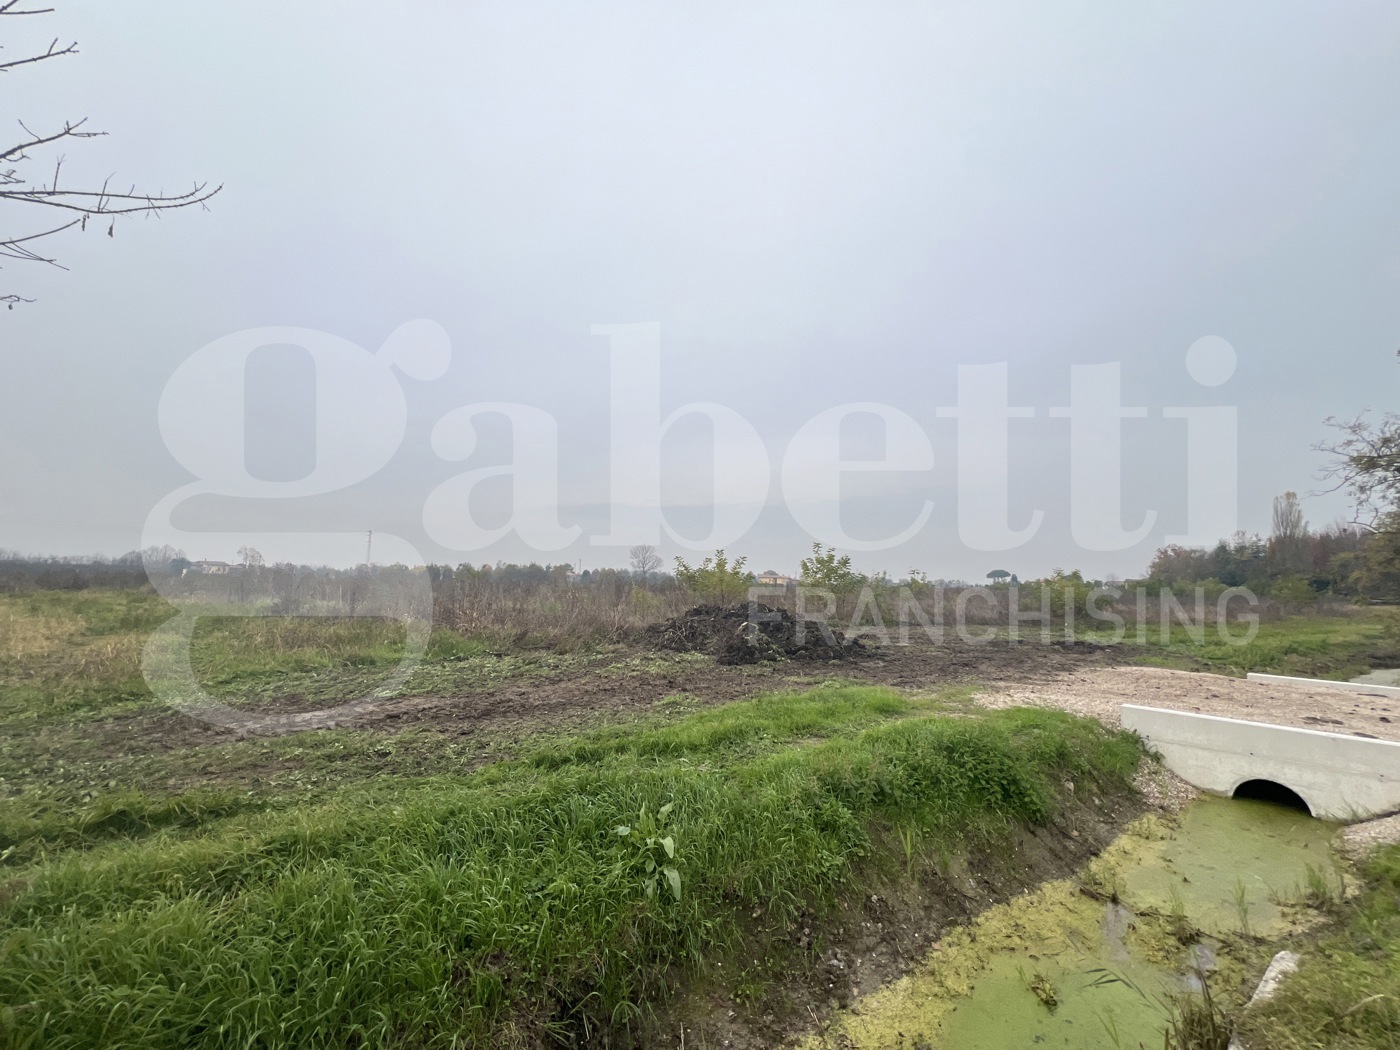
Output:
[
  {"xmin": 1027, "ymin": 970, "xmax": 1058, "ymax": 1011},
  {"xmin": 1079, "ymin": 857, "xmax": 1125, "ymax": 903},
  {"xmin": 1237, "ymin": 873, "xmax": 1260, "ymax": 940},
  {"xmin": 615, "ymin": 801, "xmax": 682, "ymax": 902},
  {"xmin": 1231, "ymin": 877, "xmax": 1253, "ymax": 937},
  {"xmin": 1161, "ymin": 969, "xmax": 1232, "ymax": 1050},
  {"xmin": 1166, "ymin": 884, "xmax": 1199, "ymax": 944},
  {"xmin": 898, "ymin": 824, "xmax": 919, "ymax": 876}
]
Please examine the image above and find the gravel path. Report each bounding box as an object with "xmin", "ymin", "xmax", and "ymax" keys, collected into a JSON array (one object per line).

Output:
[
  {"xmin": 1338, "ymin": 813, "xmax": 1400, "ymax": 860},
  {"xmin": 972, "ymin": 665, "xmax": 1400, "ymax": 742}
]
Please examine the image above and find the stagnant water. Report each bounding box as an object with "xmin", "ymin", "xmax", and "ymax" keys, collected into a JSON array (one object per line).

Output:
[{"xmin": 810, "ymin": 797, "xmax": 1345, "ymax": 1049}]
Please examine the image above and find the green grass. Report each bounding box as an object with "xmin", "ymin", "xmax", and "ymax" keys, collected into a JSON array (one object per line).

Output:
[
  {"xmin": 1235, "ymin": 843, "xmax": 1400, "ymax": 1049},
  {"xmin": 0, "ymin": 685, "xmax": 1144, "ymax": 1049},
  {"xmin": 0, "ymin": 589, "xmax": 613, "ymax": 731},
  {"xmin": 1135, "ymin": 611, "xmax": 1400, "ymax": 680},
  {"xmin": 0, "ymin": 589, "xmax": 635, "ymax": 814}
]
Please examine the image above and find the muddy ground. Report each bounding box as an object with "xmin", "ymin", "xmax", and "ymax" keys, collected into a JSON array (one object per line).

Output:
[
  {"xmin": 235, "ymin": 636, "xmax": 1134, "ymax": 740},
  {"xmin": 71, "ymin": 631, "xmax": 1143, "ymax": 758}
]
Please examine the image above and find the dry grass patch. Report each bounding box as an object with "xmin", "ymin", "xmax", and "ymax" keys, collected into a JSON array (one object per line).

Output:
[{"xmin": 0, "ymin": 608, "xmax": 84, "ymax": 664}]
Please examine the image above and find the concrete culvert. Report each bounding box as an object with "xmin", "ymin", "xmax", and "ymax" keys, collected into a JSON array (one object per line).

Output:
[{"xmin": 1232, "ymin": 779, "xmax": 1312, "ymax": 815}]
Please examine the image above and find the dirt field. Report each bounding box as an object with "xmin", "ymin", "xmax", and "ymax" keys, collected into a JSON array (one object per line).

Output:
[
  {"xmin": 100, "ymin": 632, "xmax": 1400, "ymax": 753},
  {"xmin": 225, "ymin": 637, "xmax": 1135, "ymax": 738}
]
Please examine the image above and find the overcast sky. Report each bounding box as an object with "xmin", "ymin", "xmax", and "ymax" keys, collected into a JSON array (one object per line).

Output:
[{"xmin": 3, "ymin": 1, "xmax": 1399, "ymax": 580}]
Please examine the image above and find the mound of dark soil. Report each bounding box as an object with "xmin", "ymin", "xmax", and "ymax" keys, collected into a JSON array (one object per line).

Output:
[{"xmin": 645, "ymin": 603, "xmax": 868, "ymax": 665}]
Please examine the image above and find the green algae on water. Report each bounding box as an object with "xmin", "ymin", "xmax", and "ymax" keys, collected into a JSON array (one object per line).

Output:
[
  {"xmin": 1116, "ymin": 797, "xmax": 1344, "ymax": 939},
  {"xmin": 811, "ymin": 796, "xmax": 1346, "ymax": 1049}
]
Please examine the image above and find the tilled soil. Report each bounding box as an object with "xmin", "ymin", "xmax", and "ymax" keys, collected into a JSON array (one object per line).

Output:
[
  {"xmin": 107, "ymin": 635, "xmax": 1134, "ymax": 745},
  {"xmin": 339, "ymin": 637, "xmax": 1130, "ymax": 738}
]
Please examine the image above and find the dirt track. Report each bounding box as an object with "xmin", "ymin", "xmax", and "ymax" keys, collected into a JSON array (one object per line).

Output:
[
  {"xmin": 347, "ymin": 642, "xmax": 1400, "ymax": 745},
  {"xmin": 121, "ymin": 633, "xmax": 1400, "ymax": 759},
  {"xmin": 339, "ymin": 638, "xmax": 1130, "ymax": 739}
]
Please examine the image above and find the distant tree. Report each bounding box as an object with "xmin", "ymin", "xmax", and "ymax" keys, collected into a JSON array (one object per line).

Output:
[
  {"xmin": 1270, "ymin": 491, "xmax": 1310, "ymax": 574},
  {"xmin": 1318, "ymin": 412, "xmax": 1400, "ymax": 531},
  {"xmin": 1030, "ymin": 568, "xmax": 1094, "ymax": 619},
  {"xmin": 628, "ymin": 543, "xmax": 662, "ymax": 580},
  {"xmin": 2, "ymin": 2, "xmax": 220, "ymax": 307},
  {"xmin": 1271, "ymin": 575, "xmax": 1316, "ymax": 607},
  {"xmin": 130, "ymin": 543, "xmax": 185, "ymax": 568},
  {"xmin": 673, "ymin": 549, "xmax": 752, "ymax": 605},
  {"xmin": 1271, "ymin": 491, "xmax": 1306, "ymax": 541},
  {"xmin": 237, "ymin": 546, "xmax": 264, "ymax": 570},
  {"xmin": 1318, "ymin": 395, "xmax": 1400, "ymax": 592},
  {"xmin": 799, "ymin": 543, "xmax": 864, "ymax": 594},
  {"xmin": 986, "ymin": 569, "xmax": 1012, "ymax": 584}
]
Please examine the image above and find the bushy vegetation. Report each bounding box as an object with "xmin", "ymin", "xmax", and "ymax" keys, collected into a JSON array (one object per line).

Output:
[
  {"xmin": 0, "ymin": 686, "xmax": 1143, "ymax": 1049},
  {"xmin": 671, "ymin": 549, "xmax": 753, "ymax": 606},
  {"xmin": 1142, "ymin": 482, "xmax": 1399, "ymax": 604},
  {"xmin": 798, "ymin": 543, "xmax": 864, "ymax": 594}
]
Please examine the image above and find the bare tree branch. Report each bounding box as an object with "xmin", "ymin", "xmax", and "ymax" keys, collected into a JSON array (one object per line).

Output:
[
  {"xmin": 1, "ymin": 118, "xmax": 103, "ymax": 164},
  {"xmin": 0, "ymin": 35, "xmax": 76, "ymax": 71},
  {"xmin": 2, "ymin": 5, "xmax": 218, "ymax": 306},
  {"xmin": 1, "ymin": 180, "xmax": 221, "ymax": 214},
  {"xmin": 0, "ymin": 218, "xmax": 80, "ymax": 262},
  {"xmin": 1315, "ymin": 412, "xmax": 1400, "ymax": 533},
  {"xmin": 0, "ymin": 3, "xmax": 58, "ymax": 17}
]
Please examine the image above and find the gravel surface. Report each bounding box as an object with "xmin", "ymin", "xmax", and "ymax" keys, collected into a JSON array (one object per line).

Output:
[
  {"xmin": 1337, "ymin": 813, "xmax": 1400, "ymax": 861},
  {"xmin": 1130, "ymin": 760, "xmax": 1201, "ymax": 813},
  {"xmin": 972, "ymin": 665, "xmax": 1400, "ymax": 742}
]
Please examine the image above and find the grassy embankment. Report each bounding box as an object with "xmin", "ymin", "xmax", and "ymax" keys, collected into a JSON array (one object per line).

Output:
[{"xmin": 0, "ymin": 691, "xmax": 1141, "ymax": 1047}]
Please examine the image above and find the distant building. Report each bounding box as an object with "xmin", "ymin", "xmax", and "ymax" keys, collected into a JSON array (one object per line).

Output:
[
  {"xmin": 188, "ymin": 560, "xmax": 232, "ymax": 575},
  {"xmin": 754, "ymin": 569, "xmax": 796, "ymax": 586}
]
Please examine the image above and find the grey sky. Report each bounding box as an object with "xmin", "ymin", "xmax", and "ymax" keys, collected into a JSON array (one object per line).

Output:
[{"xmin": 2, "ymin": 1, "xmax": 1398, "ymax": 580}]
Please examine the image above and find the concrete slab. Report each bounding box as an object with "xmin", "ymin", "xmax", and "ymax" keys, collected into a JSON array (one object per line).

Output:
[
  {"xmin": 1245, "ymin": 672, "xmax": 1400, "ymax": 698},
  {"xmin": 1352, "ymin": 669, "xmax": 1400, "ymax": 688},
  {"xmin": 1121, "ymin": 704, "xmax": 1400, "ymax": 822}
]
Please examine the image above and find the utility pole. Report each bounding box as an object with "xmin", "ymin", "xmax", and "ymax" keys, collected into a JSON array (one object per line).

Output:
[{"xmin": 365, "ymin": 529, "xmax": 373, "ymax": 567}]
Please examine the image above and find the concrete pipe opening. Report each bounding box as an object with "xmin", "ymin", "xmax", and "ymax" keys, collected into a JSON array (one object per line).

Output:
[{"xmin": 1232, "ymin": 779, "xmax": 1312, "ymax": 815}]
